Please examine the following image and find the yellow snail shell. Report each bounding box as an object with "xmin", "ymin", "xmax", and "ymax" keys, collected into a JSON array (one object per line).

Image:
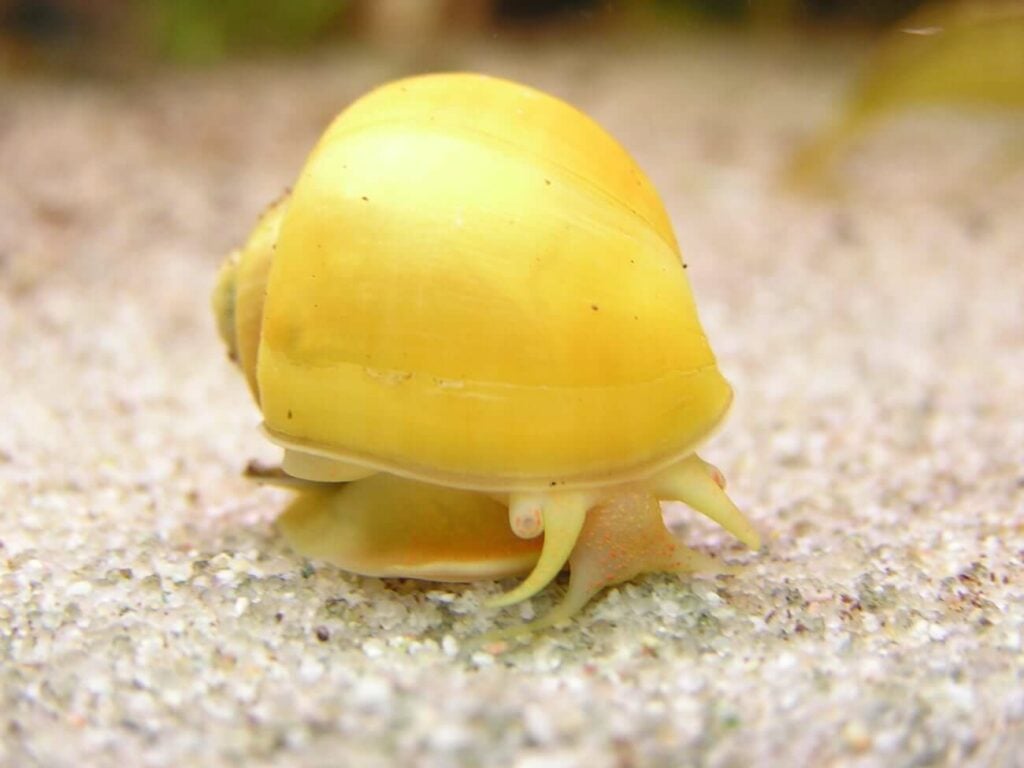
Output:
[{"xmin": 213, "ymin": 73, "xmax": 758, "ymax": 635}]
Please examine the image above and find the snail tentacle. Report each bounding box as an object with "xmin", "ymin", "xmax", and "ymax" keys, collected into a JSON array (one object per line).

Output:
[
  {"xmin": 651, "ymin": 455, "xmax": 761, "ymax": 550},
  {"xmin": 486, "ymin": 491, "xmax": 590, "ymax": 608},
  {"xmin": 508, "ymin": 493, "xmax": 546, "ymax": 539}
]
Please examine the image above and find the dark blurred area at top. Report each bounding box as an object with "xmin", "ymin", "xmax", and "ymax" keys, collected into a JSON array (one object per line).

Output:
[{"xmin": 1, "ymin": 0, "xmax": 929, "ymax": 73}]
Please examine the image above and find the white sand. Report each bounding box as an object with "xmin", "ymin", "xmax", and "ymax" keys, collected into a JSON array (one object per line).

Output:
[{"xmin": 2, "ymin": 36, "xmax": 1022, "ymax": 767}]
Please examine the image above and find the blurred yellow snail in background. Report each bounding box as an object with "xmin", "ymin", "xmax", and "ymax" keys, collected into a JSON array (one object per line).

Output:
[
  {"xmin": 213, "ymin": 73, "xmax": 759, "ymax": 634},
  {"xmin": 786, "ymin": 1, "xmax": 1024, "ymax": 190}
]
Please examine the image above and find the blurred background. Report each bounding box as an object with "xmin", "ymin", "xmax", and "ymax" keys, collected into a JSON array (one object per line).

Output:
[
  {"xmin": 1, "ymin": 0, "xmax": 1021, "ymax": 194},
  {"xmin": 0, "ymin": 1, "xmax": 937, "ymax": 71}
]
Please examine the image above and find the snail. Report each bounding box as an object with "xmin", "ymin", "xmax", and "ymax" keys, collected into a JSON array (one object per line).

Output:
[{"xmin": 213, "ymin": 73, "xmax": 759, "ymax": 634}]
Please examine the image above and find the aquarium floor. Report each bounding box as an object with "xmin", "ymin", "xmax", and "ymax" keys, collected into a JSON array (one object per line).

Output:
[{"xmin": 2, "ymin": 35, "xmax": 1022, "ymax": 768}]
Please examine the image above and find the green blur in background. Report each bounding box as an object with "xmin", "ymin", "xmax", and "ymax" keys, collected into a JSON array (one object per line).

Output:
[
  {"xmin": 0, "ymin": 0, "xmax": 938, "ymax": 68},
  {"xmin": 147, "ymin": 0, "xmax": 346, "ymax": 63}
]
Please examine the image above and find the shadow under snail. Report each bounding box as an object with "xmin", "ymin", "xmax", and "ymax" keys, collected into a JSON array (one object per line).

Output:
[{"xmin": 212, "ymin": 73, "xmax": 760, "ymax": 636}]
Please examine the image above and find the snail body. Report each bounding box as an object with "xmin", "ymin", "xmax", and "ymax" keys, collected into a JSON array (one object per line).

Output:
[{"xmin": 214, "ymin": 74, "xmax": 758, "ymax": 633}]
